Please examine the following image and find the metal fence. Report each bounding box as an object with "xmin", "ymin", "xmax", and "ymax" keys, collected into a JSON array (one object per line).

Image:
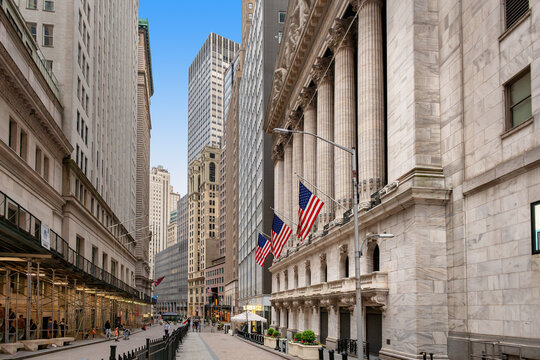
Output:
[
  {"xmin": 236, "ymin": 330, "xmax": 264, "ymax": 345},
  {"xmin": 104, "ymin": 324, "xmax": 189, "ymax": 360}
]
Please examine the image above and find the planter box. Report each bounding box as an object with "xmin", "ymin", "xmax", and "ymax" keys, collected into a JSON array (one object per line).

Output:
[
  {"xmin": 264, "ymin": 336, "xmax": 284, "ymax": 349},
  {"xmin": 288, "ymin": 341, "xmax": 299, "ymax": 356},
  {"xmin": 297, "ymin": 343, "xmax": 322, "ymax": 360}
]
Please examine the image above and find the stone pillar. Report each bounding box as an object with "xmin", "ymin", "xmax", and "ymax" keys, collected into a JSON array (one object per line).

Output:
[
  {"xmin": 272, "ymin": 306, "xmax": 278, "ymax": 329},
  {"xmin": 357, "ymin": 0, "xmax": 385, "ymax": 207},
  {"xmin": 279, "ymin": 307, "xmax": 287, "ymax": 336},
  {"xmin": 300, "ymin": 87, "xmax": 317, "ymax": 233},
  {"xmin": 330, "ymin": 17, "xmax": 356, "ymax": 218},
  {"xmin": 283, "ymin": 141, "xmax": 293, "ymax": 231},
  {"xmin": 311, "ymin": 306, "xmax": 319, "ymax": 340},
  {"xmin": 292, "ymin": 123, "xmax": 303, "ymax": 232},
  {"xmin": 326, "ymin": 303, "xmax": 339, "ymax": 350},
  {"xmin": 273, "ymin": 144, "xmax": 284, "ymax": 216},
  {"xmin": 312, "ymin": 57, "xmax": 334, "ymax": 229},
  {"xmin": 297, "ymin": 306, "xmax": 305, "ymax": 332}
]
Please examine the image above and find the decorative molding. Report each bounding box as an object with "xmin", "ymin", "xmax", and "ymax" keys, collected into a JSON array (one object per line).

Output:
[
  {"xmin": 319, "ymin": 253, "xmax": 326, "ymax": 264},
  {"xmin": 305, "ymin": 259, "xmax": 311, "ymax": 271},
  {"xmin": 350, "ymin": 0, "xmax": 383, "ymax": 12},
  {"xmin": 299, "ymin": 86, "xmax": 316, "ymax": 110},
  {"xmin": 339, "ymin": 243, "xmax": 348, "ymax": 255}
]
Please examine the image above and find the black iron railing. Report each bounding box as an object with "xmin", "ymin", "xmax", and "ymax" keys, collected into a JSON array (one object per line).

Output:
[
  {"xmin": 0, "ymin": 190, "xmax": 147, "ymax": 301},
  {"xmin": 337, "ymin": 338, "xmax": 370, "ymax": 357},
  {"xmin": 237, "ymin": 330, "xmax": 264, "ymax": 345},
  {"xmin": 104, "ymin": 324, "xmax": 189, "ymax": 360}
]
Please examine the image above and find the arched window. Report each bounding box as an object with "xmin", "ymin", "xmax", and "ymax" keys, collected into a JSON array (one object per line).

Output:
[
  {"xmin": 209, "ymin": 162, "xmax": 216, "ymax": 182},
  {"xmin": 323, "ymin": 264, "xmax": 327, "ymax": 282},
  {"xmin": 373, "ymin": 244, "xmax": 380, "ymax": 272},
  {"xmin": 344, "ymin": 256, "xmax": 349, "ymax": 278}
]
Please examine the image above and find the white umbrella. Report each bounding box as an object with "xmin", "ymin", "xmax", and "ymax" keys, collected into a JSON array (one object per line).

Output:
[{"xmin": 231, "ymin": 311, "xmax": 267, "ymax": 334}]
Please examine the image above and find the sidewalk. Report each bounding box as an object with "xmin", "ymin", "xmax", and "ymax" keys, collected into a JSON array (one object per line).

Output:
[{"xmin": 0, "ymin": 323, "xmax": 178, "ymax": 360}]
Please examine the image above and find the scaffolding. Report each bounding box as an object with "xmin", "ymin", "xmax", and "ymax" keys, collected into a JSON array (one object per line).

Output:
[
  {"xmin": 0, "ymin": 190, "xmax": 151, "ymax": 344},
  {"xmin": 0, "ymin": 257, "xmax": 148, "ymax": 343}
]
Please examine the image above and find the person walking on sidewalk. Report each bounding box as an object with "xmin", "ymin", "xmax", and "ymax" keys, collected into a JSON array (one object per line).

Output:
[
  {"xmin": 164, "ymin": 321, "xmax": 170, "ymax": 336},
  {"xmin": 104, "ymin": 320, "xmax": 111, "ymax": 339}
]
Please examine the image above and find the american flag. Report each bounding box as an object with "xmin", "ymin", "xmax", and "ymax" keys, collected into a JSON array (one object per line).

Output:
[
  {"xmin": 255, "ymin": 234, "xmax": 272, "ymax": 266},
  {"xmin": 297, "ymin": 181, "xmax": 324, "ymax": 241},
  {"xmin": 271, "ymin": 214, "xmax": 291, "ymax": 259}
]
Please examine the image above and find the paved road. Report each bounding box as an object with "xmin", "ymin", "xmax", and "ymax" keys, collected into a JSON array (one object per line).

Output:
[
  {"xmin": 178, "ymin": 330, "xmax": 284, "ymax": 360},
  {"xmin": 10, "ymin": 324, "xmax": 179, "ymax": 360}
]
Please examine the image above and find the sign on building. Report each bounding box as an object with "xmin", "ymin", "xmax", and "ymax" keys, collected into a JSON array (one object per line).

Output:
[{"xmin": 41, "ymin": 223, "xmax": 50, "ymax": 250}]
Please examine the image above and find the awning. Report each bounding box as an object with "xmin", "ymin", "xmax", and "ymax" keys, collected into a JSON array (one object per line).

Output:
[{"xmin": 231, "ymin": 311, "xmax": 267, "ymax": 323}]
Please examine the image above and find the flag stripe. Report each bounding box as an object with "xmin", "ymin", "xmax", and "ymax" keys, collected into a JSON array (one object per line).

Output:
[
  {"xmin": 297, "ymin": 182, "xmax": 324, "ymax": 242},
  {"xmin": 300, "ymin": 196, "xmax": 323, "ymax": 237}
]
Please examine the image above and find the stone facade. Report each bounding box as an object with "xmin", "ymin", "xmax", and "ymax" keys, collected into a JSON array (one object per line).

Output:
[{"xmin": 265, "ymin": 0, "xmax": 540, "ymax": 359}]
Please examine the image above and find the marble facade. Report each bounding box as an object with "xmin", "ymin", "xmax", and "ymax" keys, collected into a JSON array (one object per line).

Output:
[{"xmin": 264, "ymin": 0, "xmax": 540, "ymax": 359}]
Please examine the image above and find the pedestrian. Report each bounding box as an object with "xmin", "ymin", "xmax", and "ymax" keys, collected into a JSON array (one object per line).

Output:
[
  {"xmin": 164, "ymin": 321, "xmax": 170, "ymax": 336},
  {"xmin": 53, "ymin": 320, "xmax": 58, "ymax": 338},
  {"xmin": 105, "ymin": 320, "xmax": 111, "ymax": 339},
  {"xmin": 114, "ymin": 327, "xmax": 119, "ymax": 342},
  {"xmin": 29, "ymin": 319, "xmax": 37, "ymax": 340},
  {"xmin": 59, "ymin": 318, "xmax": 65, "ymax": 337},
  {"xmin": 92, "ymin": 328, "xmax": 96, "ymax": 339},
  {"xmin": 17, "ymin": 315, "xmax": 25, "ymax": 340}
]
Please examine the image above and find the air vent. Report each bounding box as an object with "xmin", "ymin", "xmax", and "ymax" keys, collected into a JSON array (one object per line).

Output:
[{"xmin": 505, "ymin": 0, "xmax": 529, "ymax": 29}]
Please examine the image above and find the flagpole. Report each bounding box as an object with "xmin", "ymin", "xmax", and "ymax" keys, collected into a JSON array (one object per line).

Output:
[
  {"xmin": 270, "ymin": 207, "xmax": 298, "ymax": 228},
  {"xmin": 294, "ymin": 172, "xmax": 347, "ymax": 210}
]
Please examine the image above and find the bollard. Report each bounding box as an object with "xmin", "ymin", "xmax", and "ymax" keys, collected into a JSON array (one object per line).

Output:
[
  {"xmin": 318, "ymin": 347, "xmax": 324, "ymax": 360},
  {"xmin": 146, "ymin": 338, "xmax": 150, "ymax": 359},
  {"xmin": 420, "ymin": 352, "xmax": 427, "ymax": 360},
  {"xmin": 109, "ymin": 344, "xmax": 117, "ymax": 360},
  {"xmin": 275, "ymin": 338, "xmax": 280, "ymax": 351},
  {"xmin": 342, "ymin": 351, "xmax": 348, "ymax": 360},
  {"xmin": 430, "ymin": 353, "xmax": 434, "ymax": 360},
  {"xmin": 329, "ymin": 349, "xmax": 335, "ymax": 360}
]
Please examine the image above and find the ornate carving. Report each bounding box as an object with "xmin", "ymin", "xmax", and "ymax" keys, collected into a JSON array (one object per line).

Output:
[
  {"xmin": 339, "ymin": 296, "xmax": 356, "ymax": 310},
  {"xmin": 305, "ymin": 260, "xmax": 311, "ymax": 271},
  {"xmin": 339, "ymin": 243, "xmax": 348, "ymax": 255},
  {"xmin": 293, "ymin": 265, "xmax": 298, "ymax": 275},
  {"xmin": 272, "ymin": 142, "xmax": 284, "ymax": 162},
  {"xmin": 319, "ymin": 253, "xmax": 326, "ymax": 264},
  {"xmin": 350, "ymin": 0, "xmax": 383, "ymax": 12},
  {"xmin": 328, "ymin": 17, "xmax": 355, "ymax": 52},
  {"xmin": 364, "ymin": 293, "xmax": 387, "ymax": 312},
  {"xmin": 311, "ymin": 56, "xmax": 333, "ymax": 84},
  {"xmin": 299, "ymin": 86, "xmax": 316, "ymax": 110},
  {"xmin": 287, "ymin": 109, "xmax": 303, "ymax": 130}
]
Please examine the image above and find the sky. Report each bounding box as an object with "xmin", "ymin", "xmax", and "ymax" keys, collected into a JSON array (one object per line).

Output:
[{"xmin": 139, "ymin": 1, "xmax": 241, "ymax": 196}]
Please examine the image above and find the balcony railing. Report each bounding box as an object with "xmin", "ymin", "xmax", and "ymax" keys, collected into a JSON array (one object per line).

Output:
[
  {"xmin": 272, "ymin": 273, "xmax": 388, "ymax": 301},
  {"xmin": 0, "ymin": 190, "xmax": 147, "ymax": 301}
]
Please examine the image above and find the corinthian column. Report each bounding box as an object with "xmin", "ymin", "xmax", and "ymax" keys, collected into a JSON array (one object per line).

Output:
[
  {"xmin": 283, "ymin": 140, "xmax": 293, "ymax": 231},
  {"xmin": 300, "ymin": 87, "xmax": 317, "ymax": 186},
  {"xmin": 291, "ymin": 111, "xmax": 303, "ymax": 231},
  {"xmin": 273, "ymin": 143, "xmax": 284, "ymax": 216},
  {"xmin": 330, "ymin": 17, "xmax": 356, "ymax": 218},
  {"xmin": 312, "ymin": 57, "xmax": 334, "ymax": 229},
  {"xmin": 357, "ymin": 0, "xmax": 385, "ymax": 207}
]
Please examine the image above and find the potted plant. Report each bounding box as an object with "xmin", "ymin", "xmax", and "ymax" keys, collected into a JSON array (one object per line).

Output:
[
  {"xmin": 296, "ymin": 330, "xmax": 322, "ymax": 360},
  {"xmin": 288, "ymin": 332, "xmax": 303, "ymax": 356},
  {"xmin": 264, "ymin": 328, "xmax": 275, "ymax": 347}
]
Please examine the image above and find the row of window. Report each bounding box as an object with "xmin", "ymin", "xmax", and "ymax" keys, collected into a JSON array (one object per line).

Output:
[
  {"xmin": 8, "ymin": 119, "xmax": 50, "ymax": 183},
  {"xmin": 26, "ymin": 0, "xmax": 54, "ymax": 12},
  {"xmin": 26, "ymin": 22, "xmax": 53, "ymax": 48}
]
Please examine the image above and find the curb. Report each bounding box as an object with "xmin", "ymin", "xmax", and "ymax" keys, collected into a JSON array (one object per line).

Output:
[
  {"xmin": 0, "ymin": 326, "xmax": 155, "ymax": 359},
  {"xmin": 234, "ymin": 335, "xmax": 298, "ymax": 360}
]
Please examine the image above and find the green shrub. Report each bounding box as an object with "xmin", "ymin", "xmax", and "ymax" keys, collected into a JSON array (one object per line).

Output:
[
  {"xmin": 294, "ymin": 332, "xmax": 303, "ymax": 342},
  {"xmin": 301, "ymin": 330, "xmax": 316, "ymax": 344},
  {"xmin": 266, "ymin": 328, "xmax": 274, "ymax": 336},
  {"xmin": 272, "ymin": 331, "xmax": 281, "ymax": 338}
]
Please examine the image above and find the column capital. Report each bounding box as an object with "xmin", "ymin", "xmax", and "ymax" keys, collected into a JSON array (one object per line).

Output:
[
  {"xmin": 272, "ymin": 142, "xmax": 284, "ymax": 162},
  {"xmin": 350, "ymin": 0, "xmax": 383, "ymax": 12},
  {"xmin": 286, "ymin": 109, "xmax": 303, "ymax": 130},
  {"xmin": 311, "ymin": 56, "xmax": 333, "ymax": 84},
  {"xmin": 299, "ymin": 86, "xmax": 316, "ymax": 110},
  {"xmin": 329, "ymin": 17, "xmax": 355, "ymax": 52}
]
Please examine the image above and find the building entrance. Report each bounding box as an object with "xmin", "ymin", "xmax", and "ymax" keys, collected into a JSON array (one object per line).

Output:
[
  {"xmin": 366, "ymin": 307, "xmax": 382, "ymax": 357},
  {"xmin": 319, "ymin": 308, "xmax": 328, "ymax": 344},
  {"xmin": 339, "ymin": 309, "xmax": 350, "ymax": 340}
]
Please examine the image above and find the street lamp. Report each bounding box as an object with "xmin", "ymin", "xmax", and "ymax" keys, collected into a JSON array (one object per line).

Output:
[{"xmin": 273, "ymin": 127, "xmax": 364, "ymax": 356}]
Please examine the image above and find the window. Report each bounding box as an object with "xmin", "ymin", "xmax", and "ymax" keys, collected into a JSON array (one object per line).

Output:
[
  {"xmin": 27, "ymin": 0, "xmax": 37, "ymax": 10},
  {"xmin": 506, "ymin": 68, "xmax": 532, "ymax": 129},
  {"xmin": 44, "ymin": 0, "xmax": 54, "ymax": 11},
  {"xmin": 43, "ymin": 156, "xmax": 49, "ymax": 182},
  {"xmin": 248, "ymin": 13, "xmax": 253, "ymax": 19},
  {"xmin": 209, "ymin": 162, "xmax": 216, "ymax": 182},
  {"xmin": 531, "ymin": 201, "xmax": 540, "ymax": 254},
  {"xmin": 19, "ymin": 130, "xmax": 28, "ymax": 160},
  {"xmin": 8, "ymin": 119, "xmax": 17, "ymax": 151},
  {"xmin": 27, "ymin": 22, "xmax": 37, "ymax": 41},
  {"xmin": 278, "ymin": 11, "xmax": 286, "ymax": 23},
  {"xmin": 44, "ymin": 60, "xmax": 53, "ymax": 72},
  {"xmin": 102, "ymin": 253, "xmax": 107, "ymax": 270},
  {"xmin": 43, "ymin": 24, "xmax": 54, "ymax": 47},
  {"xmin": 248, "ymin": 2, "xmax": 253, "ymax": 9},
  {"xmin": 505, "ymin": 0, "xmax": 529, "ymax": 30},
  {"xmin": 35, "ymin": 147, "xmax": 42, "ymax": 175}
]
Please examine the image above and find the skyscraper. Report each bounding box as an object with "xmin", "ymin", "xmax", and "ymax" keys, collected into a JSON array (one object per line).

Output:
[
  {"xmin": 237, "ymin": 0, "xmax": 287, "ymax": 318},
  {"xmin": 19, "ymin": 0, "xmax": 139, "ymax": 230},
  {"xmin": 135, "ymin": 18, "xmax": 153, "ymax": 297},
  {"xmin": 187, "ymin": 33, "xmax": 239, "ymax": 163},
  {"xmin": 149, "ymin": 166, "xmax": 170, "ymax": 278}
]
